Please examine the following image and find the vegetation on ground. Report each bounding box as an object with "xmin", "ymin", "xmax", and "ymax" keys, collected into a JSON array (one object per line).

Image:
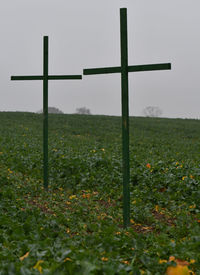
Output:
[{"xmin": 0, "ymin": 112, "xmax": 199, "ymax": 274}]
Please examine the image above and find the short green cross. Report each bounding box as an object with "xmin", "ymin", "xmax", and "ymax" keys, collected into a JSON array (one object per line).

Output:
[
  {"xmin": 84, "ymin": 8, "xmax": 171, "ymax": 228},
  {"xmin": 11, "ymin": 36, "xmax": 82, "ymax": 190}
]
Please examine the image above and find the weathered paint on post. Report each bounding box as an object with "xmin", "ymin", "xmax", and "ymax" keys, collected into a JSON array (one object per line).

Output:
[
  {"xmin": 83, "ymin": 8, "xmax": 171, "ymax": 228},
  {"xmin": 11, "ymin": 36, "xmax": 82, "ymax": 189}
]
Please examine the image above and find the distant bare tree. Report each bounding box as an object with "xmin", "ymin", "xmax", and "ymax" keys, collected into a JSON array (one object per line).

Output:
[
  {"xmin": 76, "ymin": 107, "xmax": 91, "ymax": 115},
  {"xmin": 143, "ymin": 106, "xmax": 162, "ymax": 117},
  {"xmin": 37, "ymin": 107, "xmax": 63, "ymax": 114}
]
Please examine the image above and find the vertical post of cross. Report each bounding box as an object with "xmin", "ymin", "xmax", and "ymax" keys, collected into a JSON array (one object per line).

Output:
[
  {"xmin": 120, "ymin": 8, "xmax": 130, "ymax": 227},
  {"xmin": 43, "ymin": 36, "xmax": 49, "ymax": 190}
]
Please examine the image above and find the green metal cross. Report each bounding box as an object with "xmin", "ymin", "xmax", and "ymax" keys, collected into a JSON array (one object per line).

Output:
[
  {"xmin": 83, "ymin": 8, "xmax": 171, "ymax": 228},
  {"xmin": 11, "ymin": 36, "xmax": 82, "ymax": 190}
]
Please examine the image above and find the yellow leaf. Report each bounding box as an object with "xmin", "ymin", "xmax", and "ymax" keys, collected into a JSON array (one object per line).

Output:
[
  {"xmin": 19, "ymin": 251, "xmax": 29, "ymax": 261},
  {"xmin": 159, "ymin": 259, "xmax": 167, "ymax": 264},
  {"xmin": 69, "ymin": 195, "xmax": 76, "ymax": 200},
  {"xmin": 101, "ymin": 257, "xmax": 108, "ymax": 262},
  {"xmin": 33, "ymin": 260, "xmax": 44, "ymax": 274},
  {"xmin": 169, "ymin": 256, "xmax": 176, "ymax": 262},
  {"xmin": 64, "ymin": 257, "xmax": 72, "ymax": 262},
  {"xmin": 190, "ymin": 259, "xmax": 195, "ymax": 264},
  {"xmin": 121, "ymin": 260, "xmax": 129, "ymax": 265},
  {"xmin": 66, "ymin": 228, "xmax": 70, "ymax": 233},
  {"xmin": 166, "ymin": 265, "xmax": 191, "ymax": 275},
  {"xmin": 167, "ymin": 257, "xmax": 194, "ymax": 275},
  {"xmin": 82, "ymin": 193, "xmax": 90, "ymax": 199}
]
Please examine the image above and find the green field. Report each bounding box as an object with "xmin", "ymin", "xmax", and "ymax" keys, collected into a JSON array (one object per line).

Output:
[{"xmin": 0, "ymin": 112, "xmax": 199, "ymax": 274}]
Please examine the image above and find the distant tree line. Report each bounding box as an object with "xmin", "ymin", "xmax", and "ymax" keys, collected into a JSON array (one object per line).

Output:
[
  {"xmin": 37, "ymin": 107, "xmax": 63, "ymax": 114},
  {"xmin": 143, "ymin": 106, "xmax": 162, "ymax": 117},
  {"xmin": 37, "ymin": 105, "xmax": 162, "ymax": 117},
  {"xmin": 37, "ymin": 106, "xmax": 92, "ymax": 115},
  {"xmin": 76, "ymin": 107, "xmax": 91, "ymax": 115}
]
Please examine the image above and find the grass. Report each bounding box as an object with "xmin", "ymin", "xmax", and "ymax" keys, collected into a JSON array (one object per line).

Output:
[{"xmin": 0, "ymin": 112, "xmax": 199, "ymax": 274}]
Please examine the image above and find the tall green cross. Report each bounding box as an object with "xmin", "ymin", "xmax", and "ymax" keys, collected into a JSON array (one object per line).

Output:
[
  {"xmin": 11, "ymin": 36, "xmax": 82, "ymax": 190},
  {"xmin": 83, "ymin": 8, "xmax": 171, "ymax": 228}
]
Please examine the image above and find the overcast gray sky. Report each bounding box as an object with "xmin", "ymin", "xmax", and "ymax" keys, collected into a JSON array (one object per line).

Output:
[{"xmin": 1, "ymin": 0, "xmax": 200, "ymax": 118}]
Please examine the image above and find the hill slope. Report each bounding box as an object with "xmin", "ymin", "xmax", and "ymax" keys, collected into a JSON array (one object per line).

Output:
[{"xmin": 0, "ymin": 112, "xmax": 199, "ymax": 274}]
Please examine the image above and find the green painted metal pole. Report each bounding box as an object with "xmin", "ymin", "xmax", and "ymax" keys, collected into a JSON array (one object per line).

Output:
[
  {"xmin": 43, "ymin": 36, "xmax": 49, "ymax": 190},
  {"xmin": 120, "ymin": 8, "xmax": 130, "ymax": 228}
]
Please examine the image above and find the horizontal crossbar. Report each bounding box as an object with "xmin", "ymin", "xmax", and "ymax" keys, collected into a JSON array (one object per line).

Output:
[
  {"xmin": 83, "ymin": 67, "xmax": 121, "ymax": 75},
  {"xmin": 11, "ymin": 76, "xmax": 43, "ymax": 80},
  {"xmin": 128, "ymin": 63, "xmax": 171, "ymax": 72},
  {"xmin": 48, "ymin": 75, "xmax": 82, "ymax": 80},
  {"xmin": 83, "ymin": 63, "xmax": 171, "ymax": 76},
  {"xmin": 11, "ymin": 75, "xmax": 82, "ymax": 81}
]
